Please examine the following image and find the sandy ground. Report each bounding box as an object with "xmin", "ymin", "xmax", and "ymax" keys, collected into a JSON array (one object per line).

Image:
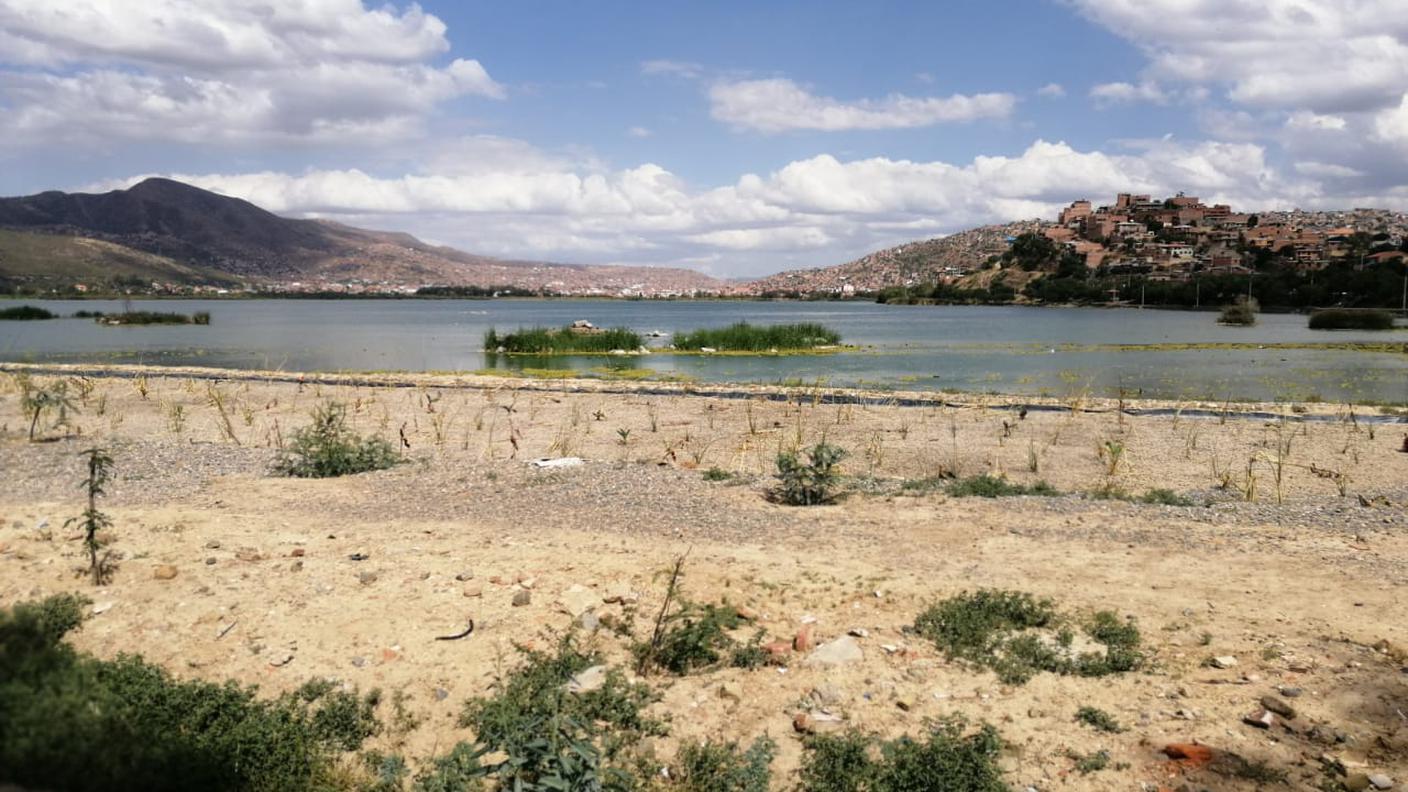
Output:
[{"xmin": 1, "ymin": 364, "xmax": 1406, "ymax": 791}]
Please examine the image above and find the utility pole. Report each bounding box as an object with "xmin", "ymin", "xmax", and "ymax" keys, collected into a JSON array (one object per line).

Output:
[{"xmin": 1195, "ymin": 279, "xmax": 1200, "ymax": 309}]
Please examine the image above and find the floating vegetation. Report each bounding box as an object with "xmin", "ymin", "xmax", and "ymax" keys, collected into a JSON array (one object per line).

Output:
[
  {"xmin": 0, "ymin": 305, "xmax": 56, "ymax": 320},
  {"xmin": 1308, "ymin": 308, "xmax": 1397, "ymax": 330},
  {"xmin": 91, "ymin": 310, "xmax": 211, "ymax": 326},
  {"xmin": 673, "ymin": 322, "xmax": 841, "ymax": 352},
  {"xmin": 485, "ymin": 325, "xmax": 643, "ymax": 354}
]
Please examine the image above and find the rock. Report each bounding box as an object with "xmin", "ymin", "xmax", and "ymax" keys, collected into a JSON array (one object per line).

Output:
[
  {"xmin": 205, "ymin": 557, "xmax": 217, "ymax": 565},
  {"xmin": 579, "ymin": 611, "xmax": 600, "ymax": 633},
  {"xmin": 735, "ymin": 605, "xmax": 759, "ymax": 621},
  {"xmin": 1368, "ymin": 775, "xmax": 1394, "ymax": 790},
  {"xmin": 848, "ymin": 628, "xmax": 869, "ymax": 638},
  {"xmin": 351, "ymin": 656, "xmax": 367, "ymax": 668},
  {"xmin": 1243, "ymin": 709, "xmax": 1276, "ymax": 729},
  {"xmin": 763, "ymin": 642, "xmax": 792, "ymax": 663},
  {"xmin": 268, "ymin": 652, "xmax": 294, "ymax": 668},
  {"xmin": 455, "ymin": 570, "xmax": 474, "ymax": 581},
  {"xmin": 807, "ymin": 636, "xmax": 864, "ymax": 667},
  {"xmin": 792, "ymin": 711, "xmax": 844, "ymax": 735},
  {"xmin": 290, "ymin": 548, "xmax": 305, "ymax": 558},
  {"xmin": 235, "ymin": 548, "xmax": 263, "ymax": 562},
  {"xmin": 1279, "ymin": 686, "xmax": 1302, "ymax": 698},
  {"xmin": 718, "ymin": 682, "xmax": 743, "ymax": 701},
  {"xmin": 204, "ymin": 540, "xmax": 221, "ymax": 549},
  {"xmin": 1260, "ymin": 695, "xmax": 1297, "ymax": 719},
  {"xmin": 1163, "ymin": 744, "xmax": 1215, "ymax": 768},
  {"xmin": 895, "ymin": 698, "xmax": 915, "ymax": 712},
  {"xmin": 358, "ymin": 571, "xmax": 378, "ymax": 585},
  {"xmin": 793, "ymin": 625, "xmax": 815, "ymax": 652},
  {"xmin": 602, "ymin": 583, "xmax": 638, "ymax": 605},
  {"xmin": 810, "ymin": 685, "xmax": 844, "ymax": 707},
  {"xmin": 289, "ymin": 560, "xmax": 303, "ymax": 572},
  {"xmin": 462, "ymin": 583, "xmax": 484, "ymax": 598},
  {"xmin": 348, "ymin": 552, "xmax": 369, "ymax": 561},
  {"xmin": 1210, "ymin": 655, "xmax": 1238, "ymax": 669},
  {"xmin": 153, "ymin": 564, "xmax": 178, "ymax": 580},
  {"xmin": 434, "ymin": 687, "xmax": 449, "ymax": 701},
  {"xmin": 517, "ymin": 576, "xmax": 537, "ymax": 589},
  {"xmin": 91, "ymin": 601, "xmax": 114, "ymax": 615},
  {"xmin": 1345, "ymin": 775, "xmax": 1371, "ymax": 791},
  {"xmin": 566, "ymin": 665, "xmax": 607, "ymax": 694},
  {"xmin": 556, "ymin": 584, "xmax": 597, "ymax": 617},
  {"xmin": 512, "ymin": 589, "xmax": 532, "ymax": 607}
]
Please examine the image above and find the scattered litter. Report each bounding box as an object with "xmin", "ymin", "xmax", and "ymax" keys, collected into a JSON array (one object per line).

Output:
[{"xmin": 529, "ymin": 457, "xmax": 584, "ymax": 469}]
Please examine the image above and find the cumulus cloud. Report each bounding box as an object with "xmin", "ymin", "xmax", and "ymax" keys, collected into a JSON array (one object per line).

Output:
[
  {"xmin": 708, "ymin": 78, "xmax": 1016, "ymax": 133},
  {"xmin": 1070, "ymin": 0, "xmax": 1408, "ymax": 114},
  {"xmin": 1037, "ymin": 83, "xmax": 1066, "ymax": 98},
  {"xmin": 91, "ymin": 136, "xmax": 1374, "ymax": 277},
  {"xmin": 0, "ymin": 0, "xmax": 503, "ymax": 146},
  {"xmin": 1089, "ymin": 81, "xmax": 1168, "ymax": 106}
]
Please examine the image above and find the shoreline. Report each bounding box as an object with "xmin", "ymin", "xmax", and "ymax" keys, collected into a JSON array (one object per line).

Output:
[{"xmin": 6, "ymin": 360, "xmax": 1407, "ymax": 419}]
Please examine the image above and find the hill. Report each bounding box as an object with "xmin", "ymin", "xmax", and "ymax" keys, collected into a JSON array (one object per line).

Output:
[
  {"xmin": 0, "ymin": 179, "xmax": 723, "ymax": 295},
  {"xmin": 741, "ymin": 220, "xmax": 1049, "ymax": 295}
]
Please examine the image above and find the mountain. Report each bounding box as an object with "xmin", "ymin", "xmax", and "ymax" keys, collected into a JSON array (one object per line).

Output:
[
  {"xmin": 0, "ymin": 178, "xmax": 722, "ymax": 294},
  {"xmin": 741, "ymin": 220, "xmax": 1050, "ymax": 295}
]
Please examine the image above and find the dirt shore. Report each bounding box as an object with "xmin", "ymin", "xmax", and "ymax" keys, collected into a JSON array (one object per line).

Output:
[{"xmin": 2, "ymin": 364, "xmax": 1405, "ymax": 790}]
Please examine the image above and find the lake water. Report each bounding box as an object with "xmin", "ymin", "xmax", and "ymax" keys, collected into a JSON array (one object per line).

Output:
[{"xmin": 3, "ymin": 299, "xmax": 1406, "ymax": 403}]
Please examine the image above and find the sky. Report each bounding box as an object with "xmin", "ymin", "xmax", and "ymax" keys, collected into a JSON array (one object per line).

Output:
[{"xmin": 2, "ymin": 1, "xmax": 1407, "ymax": 278}]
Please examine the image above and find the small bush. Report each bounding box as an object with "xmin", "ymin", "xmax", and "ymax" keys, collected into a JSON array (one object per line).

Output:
[
  {"xmin": 1075, "ymin": 706, "xmax": 1124, "ymax": 733},
  {"xmin": 1218, "ymin": 296, "xmax": 1258, "ymax": 326},
  {"xmin": 1068, "ymin": 749, "xmax": 1111, "ymax": 774},
  {"xmin": 0, "ymin": 595, "xmax": 376, "ymax": 791},
  {"xmin": 914, "ymin": 590, "xmax": 1142, "ymax": 684},
  {"xmin": 19, "ymin": 376, "xmax": 78, "ymax": 440},
  {"xmin": 946, "ymin": 475, "xmax": 1058, "ymax": 498},
  {"xmin": 775, "ymin": 442, "xmax": 847, "ymax": 505},
  {"xmin": 632, "ymin": 601, "xmax": 744, "ymax": 675},
  {"xmin": 276, "ymin": 402, "xmax": 400, "ymax": 478},
  {"xmin": 702, "ymin": 467, "xmax": 735, "ymax": 482},
  {"xmin": 1308, "ymin": 308, "xmax": 1395, "ymax": 330},
  {"xmin": 675, "ymin": 736, "xmax": 776, "ymax": 792},
  {"xmin": 672, "ymin": 322, "xmax": 841, "ymax": 352},
  {"xmin": 0, "ymin": 304, "xmax": 56, "ymax": 320},
  {"xmin": 800, "ymin": 721, "xmax": 1007, "ymax": 792},
  {"xmin": 486, "ymin": 325, "xmax": 643, "ymax": 354}
]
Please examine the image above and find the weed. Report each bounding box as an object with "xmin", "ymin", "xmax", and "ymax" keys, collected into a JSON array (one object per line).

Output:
[
  {"xmin": 914, "ymin": 590, "xmax": 1142, "ymax": 684},
  {"xmin": 1098, "ymin": 440, "xmax": 1125, "ymax": 476},
  {"xmin": 487, "ymin": 326, "xmax": 642, "ymax": 354},
  {"xmin": 945, "ymin": 475, "xmax": 1058, "ymax": 498},
  {"xmin": 702, "ymin": 467, "xmax": 735, "ymax": 482},
  {"xmin": 800, "ymin": 720, "xmax": 1007, "ymax": 792},
  {"xmin": 675, "ymin": 736, "xmax": 776, "ymax": 792},
  {"xmin": 672, "ymin": 322, "xmax": 840, "ymax": 352},
  {"xmin": 1075, "ymin": 706, "xmax": 1124, "ymax": 733},
  {"xmin": 633, "ymin": 601, "xmax": 744, "ymax": 675},
  {"xmin": 775, "ymin": 442, "xmax": 847, "ymax": 506},
  {"xmin": 1067, "ymin": 749, "xmax": 1111, "ymax": 774},
  {"xmin": 64, "ymin": 448, "xmax": 114, "ymax": 585},
  {"xmin": 20, "ymin": 376, "xmax": 77, "ymax": 440},
  {"xmin": 276, "ymin": 402, "xmax": 400, "ymax": 478}
]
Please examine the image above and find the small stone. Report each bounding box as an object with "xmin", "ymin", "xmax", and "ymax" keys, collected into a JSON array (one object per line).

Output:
[
  {"xmin": 289, "ymin": 560, "xmax": 303, "ymax": 572},
  {"xmin": 556, "ymin": 584, "xmax": 597, "ymax": 617},
  {"xmin": 91, "ymin": 601, "xmax": 114, "ymax": 615},
  {"xmin": 1243, "ymin": 709, "xmax": 1276, "ymax": 729},
  {"xmin": 517, "ymin": 575, "xmax": 536, "ymax": 589},
  {"xmin": 735, "ymin": 605, "xmax": 759, "ymax": 621},
  {"xmin": 204, "ymin": 540, "xmax": 221, "ymax": 549},
  {"xmin": 348, "ymin": 552, "xmax": 369, "ymax": 561},
  {"xmin": 718, "ymin": 682, "xmax": 744, "ymax": 701},
  {"xmin": 269, "ymin": 652, "xmax": 294, "ymax": 668},
  {"xmin": 153, "ymin": 564, "xmax": 178, "ymax": 580},
  {"xmin": 566, "ymin": 665, "xmax": 607, "ymax": 694},
  {"xmin": 807, "ymin": 636, "xmax": 864, "ymax": 667},
  {"xmin": 800, "ymin": 614, "xmax": 818, "ymax": 624},
  {"xmin": 351, "ymin": 656, "xmax": 367, "ymax": 668},
  {"xmin": 579, "ymin": 611, "xmax": 601, "ymax": 633},
  {"xmin": 1260, "ymin": 695, "xmax": 1297, "ymax": 719},
  {"xmin": 763, "ymin": 642, "xmax": 792, "ymax": 663},
  {"xmin": 1211, "ymin": 655, "xmax": 1238, "ymax": 669},
  {"xmin": 290, "ymin": 548, "xmax": 305, "ymax": 558},
  {"xmin": 794, "ymin": 624, "xmax": 815, "ymax": 652},
  {"xmin": 1345, "ymin": 774, "xmax": 1371, "ymax": 791},
  {"xmin": 848, "ymin": 628, "xmax": 870, "ymax": 638},
  {"xmin": 1368, "ymin": 774, "xmax": 1394, "ymax": 790},
  {"xmin": 454, "ymin": 570, "xmax": 474, "ymax": 581},
  {"xmin": 434, "ymin": 687, "xmax": 449, "ymax": 701},
  {"xmin": 1279, "ymin": 686, "xmax": 1302, "ymax": 698},
  {"xmin": 512, "ymin": 589, "xmax": 532, "ymax": 607},
  {"xmin": 235, "ymin": 548, "xmax": 263, "ymax": 562},
  {"xmin": 462, "ymin": 583, "xmax": 484, "ymax": 598},
  {"xmin": 895, "ymin": 698, "xmax": 914, "ymax": 712},
  {"xmin": 205, "ymin": 557, "xmax": 217, "ymax": 565},
  {"xmin": 358, "ymin": 571, "xmax": 378, "ymax": 585},
  {"xmin": 810, "ymin": 685, "xmax": 843, "ymax": 706}
]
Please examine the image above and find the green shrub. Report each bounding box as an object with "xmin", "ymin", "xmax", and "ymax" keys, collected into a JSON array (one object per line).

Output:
[
  {"xmin": 672, "ymin": 322, "xmax": 841, "ymax": 352},
  {"xmin": 486, "ymin": 326, "xmax": 643, "ymax": 354},
  {"xmin": 632, "ymin": 602, "xmax": 745, "ymax": 675},
  {"xmin": 276, "ymin": 402, "xmax": 400, "ymax": 478},
  {"xmin": 675, "ymin": 736, "xmax": 776, "ymax": 792},
  {"xmin": 1074, "ymin": 706, "xmax": 1124, "ymax": 733},
  {"xmin": 1308, "ymin": 308, "xmax": 1395, "ymax": 330},
  {"xmin": 776, "ymin": 442, "xmax": 847, "ymax": 505},
  {"xmin": 914, "ymin": 590, "xmax": 1142, "ymax": 684},
  {"xmin": 19, "ymin": 376, "xmax": 78, "ymax": 440},
  {"xmin": 0, "ymin": 595, "xmax": 375, "ymax": 791},
  {"xmin": 0, "ymin": 304, "xmax": 56, "ymax": 320},
  {"xmin": 800, "ymin": 721, "xmax": 1008, "ymax": 792},
  {"xmin": 1068, "ymin": 749, "xmax": 1111, "ymax": 774},
  {"xmin": 702, "ymin": 467, "xmax": 735, "ymax": 482},
  {"xmin": 946, "ymin": 475, "xmax": 1058, "ymax": 498}
]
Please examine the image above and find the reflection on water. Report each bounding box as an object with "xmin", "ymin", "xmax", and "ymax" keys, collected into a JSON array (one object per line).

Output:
[{"xmin": 2, "ymin": 299, "xmax": 1405, "ymax": 403}]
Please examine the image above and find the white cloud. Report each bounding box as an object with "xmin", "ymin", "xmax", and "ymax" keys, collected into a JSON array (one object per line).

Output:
[
  {"xmin": 627, "ymin": 126, "xmax": 653, "ymax": 138},
  {"xmin": 93, "ymin": 136, "xmax": 1373, "ymax": 277},
  {"xmin": 1372, "ymin": 94, "xmax": 1408, "ymax": 149},
  {"xmin": 640, "ymin": 59, "xmax": 703, "ymax": 79},
  {"xmin": 1089, "ymin": 81, "xmax": 1167, "ymax": 106},
  {"xmin": 0, "ymin": 0, "xmax": 503, "ymax": 146},
  {"xmin": 1038, "ymin": 82, "xmax": 1066, "ymax": 98},
  {"xmin": 1071, "ymin": 0, "xmax": 1408, "ymax": 114},
  {"xmin": 708, "ymin": 78, "xmax": 1016, "ymax": 133},
  {"xmin": 1286, "ymin": 111, "xmax": 1348, "ymax": 131}
]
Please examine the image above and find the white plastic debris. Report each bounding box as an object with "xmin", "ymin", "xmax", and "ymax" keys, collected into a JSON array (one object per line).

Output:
[{"xmin": 529, "ymin": 457, "xmax": 585, "ymax": 469}]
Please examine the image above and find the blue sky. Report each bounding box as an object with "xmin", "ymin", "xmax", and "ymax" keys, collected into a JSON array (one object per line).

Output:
[{"xmin": 2, "ymin": 1, "xmax": 1406, "ymax": 277}]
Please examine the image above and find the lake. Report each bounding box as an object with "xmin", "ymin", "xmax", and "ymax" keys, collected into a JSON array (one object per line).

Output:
[{"xmin": 3, "ymin": 299, "xmax": 1406, "ymax": 403}]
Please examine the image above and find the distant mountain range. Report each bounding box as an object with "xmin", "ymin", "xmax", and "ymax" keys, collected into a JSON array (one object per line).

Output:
[{"xmin": 0, "ymin": 178, "xmax": 722, "ymax": 295}]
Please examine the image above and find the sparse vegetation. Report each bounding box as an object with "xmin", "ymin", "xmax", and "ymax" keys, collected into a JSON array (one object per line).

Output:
[
  {"xmin": 1308, "ymin": 307, "xmax": 1396, "ymax": 330},
  {"xmin": 1075, "ymin": 706, "xmax": 1124, "ymax": 733},
  {"xmin": 66, "ymin": 447, "xmax": 115, "ymax": 585},
  {"xmin": 485, "ymin": 325, "xmax": 643, "ymax": 354},
  {"xmin": 632, "ymin": 601, "xmax": 751, "ymax": 675},
  {"xmin": 672, "ymin": 321, "xmax": 841, "ymax": 352},
  {"xmin": 675, "ymin": 736, "xmax": 776, "ymax": 792},
  {"xmin": 91, "ymin": 310, "xmax": 210, "ymax": 326},
  {"xmin": 775, "ymin": 441, "xmax": 847, "ymax": 505},
  {"xmin": 0, "ymin": 304, "xmax": 56, "ymax": 320},
  {"xmin": 275, "ymin": 401, "xmax": 400, "ymax": 477},
  {"xmin": 800, "ymin": 721, "xmax": 1008, "ymax": 792},
  {"xmin": 944, "ymin": 475, "xmax": 1058, "ymax": 499},
  {"xmin": 19, "ymin": 376, "xmax": 78, "ymax": 441},
  {"xmin": 914, "ymin": 589, "xmax": 1142, "ymax": 684}
]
